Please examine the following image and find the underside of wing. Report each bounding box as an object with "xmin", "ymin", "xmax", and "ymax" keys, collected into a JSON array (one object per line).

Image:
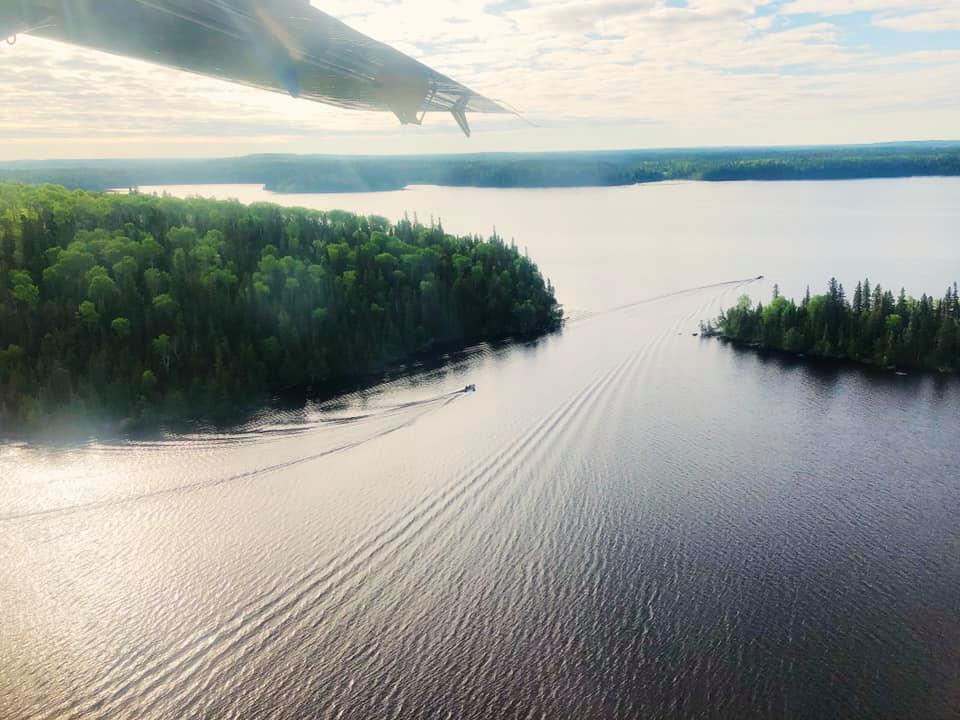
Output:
[{"xmin": 0, "ymin": 0, "xmax": 509, "ymax": 136}]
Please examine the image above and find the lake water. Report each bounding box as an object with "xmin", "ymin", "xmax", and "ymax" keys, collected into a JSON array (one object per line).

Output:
[{"xmin": 3, "ymin": 179, "xmax": 959, "ymax": 719}]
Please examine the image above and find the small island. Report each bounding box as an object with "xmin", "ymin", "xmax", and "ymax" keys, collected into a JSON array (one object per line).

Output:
[
  {"xmin": 0, "ymin": 184, "xmax": 562, "ymax": 429},
  {"xmin": 703, "ymin": 279, "xmax": 960, "ymax": 373}
]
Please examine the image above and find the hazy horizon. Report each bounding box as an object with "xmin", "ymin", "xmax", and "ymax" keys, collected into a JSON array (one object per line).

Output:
[{"xmin": 3, "ymin": 138, "xmax": 960, "ymax": 166}]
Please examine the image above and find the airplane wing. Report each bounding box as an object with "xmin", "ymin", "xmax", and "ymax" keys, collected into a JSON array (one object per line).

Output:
[{"xmin": 0, "ymin": 0, "xmax": 509, "ymax": 136}]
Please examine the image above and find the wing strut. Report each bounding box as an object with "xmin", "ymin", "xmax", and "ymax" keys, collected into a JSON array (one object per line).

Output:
[{"xmin": 451, "ymin": 96, "xmax": 471, "ymax": 138}]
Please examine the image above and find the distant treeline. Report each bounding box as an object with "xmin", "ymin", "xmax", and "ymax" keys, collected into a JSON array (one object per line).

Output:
[
  {"xmin": 0, "ymin": 183, "xmax": 561, "ymax": 428},
  {"xmin": 705, "ymin": 279, "xmax": 960, "ymax": 373},
  {"xmin": 2, "ymin": 142, "xmax": 959, "ymax": 193}
]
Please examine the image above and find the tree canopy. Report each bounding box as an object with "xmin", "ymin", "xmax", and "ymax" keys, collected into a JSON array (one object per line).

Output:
[{"xmin": 0, "ymin": 184, "xmax": 561, "ymax": 427}]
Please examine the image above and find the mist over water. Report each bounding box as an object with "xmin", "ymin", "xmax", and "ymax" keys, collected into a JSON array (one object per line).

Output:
[{"xmin": 3, "ymin": 179, "xmax": 960, "ymax": 719}]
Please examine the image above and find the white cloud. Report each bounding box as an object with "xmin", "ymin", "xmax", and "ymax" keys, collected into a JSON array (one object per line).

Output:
[
  {"xmin": 784, "ymin": 0, "xmax": 960, "ymax": 31},
  {"xmin": 872, "ymin": 6, "xmax": 960, "ymax": 31},
  {"xmin": 0, "ymin": 0, "xmax": 957, "ymax": 158}
]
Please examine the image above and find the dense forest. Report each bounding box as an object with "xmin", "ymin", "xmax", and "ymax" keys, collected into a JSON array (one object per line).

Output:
[
  {"xmin": 2, "ymin": 143, "xmax": 958, "ymax": 193},
  {"xmin": 0, "ymin": 184, "xmax": 561, "ymax": 428},
  {"xmin": 704, "ymin": 279, "xmax": 960, "ymax": 373}
]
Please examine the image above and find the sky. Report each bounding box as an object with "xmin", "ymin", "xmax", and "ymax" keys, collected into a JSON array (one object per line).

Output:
[{"xmin": 1, "ymin": 0, "xmax": 959, "ymax": 159}]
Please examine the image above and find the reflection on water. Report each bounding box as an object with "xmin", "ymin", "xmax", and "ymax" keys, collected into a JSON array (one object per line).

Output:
[{"xmin": 2, "ymin": 180, "xmax": 960, "ymax": 720}]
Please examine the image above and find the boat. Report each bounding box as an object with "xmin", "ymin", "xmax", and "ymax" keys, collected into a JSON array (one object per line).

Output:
[{"xmin": 464, "ymin": 384, "xmax": 477, "ymax": 392}]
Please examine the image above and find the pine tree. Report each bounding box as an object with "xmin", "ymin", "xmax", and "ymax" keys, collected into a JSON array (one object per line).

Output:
[
  {"xmin": 828, "ymin": 277, "xmax": 840, "ymax": 303},
  {"xmin": 896, "ymin": 288, "xmax": 907, "ymax": 317}
]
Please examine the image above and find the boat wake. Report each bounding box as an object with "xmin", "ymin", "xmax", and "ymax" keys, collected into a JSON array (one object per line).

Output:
[
  {"xmin": 0, "ymin": 391, "xmax": 467, "ymax": 524},
  {"xmin": 568, "ymin": 275, "xmax": 762, "ymax": 325}
]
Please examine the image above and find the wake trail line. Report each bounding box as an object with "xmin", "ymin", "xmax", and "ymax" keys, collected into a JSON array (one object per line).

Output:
[
  {"xmin": 114, "ymin": 391, "xmax": 465, "ymax": 450},
  {"xmin": 38, "ymin": 281, "xmax": 749, "ymax": 719},
  {"xmin": 568, "ymin": 276, "xmax": 762, "ymax": 324},
  {"xmin": 58, "ymin": 346, "xmax": 651, "ymax": 720},
  {"xmin": 0, "ymin": 394, "xmax": 464, "ymax": 525},
  {"xmin": 604, "ymin": 275, "xmax": 761, "ymax": 314},
  {"xmin": 269, "ymin": 327, "xmax": 689, "ymax": 683},
  {"xmin": 50, "ymin": 311, "xmax": 699, "ymax": 720},
  {"xmin": 35, "ymin": 285, "xmax": 734, "ymax": 718},
  {"xmin": 107, "ymin": 343, "xmax": 662, "ymax": 717}
]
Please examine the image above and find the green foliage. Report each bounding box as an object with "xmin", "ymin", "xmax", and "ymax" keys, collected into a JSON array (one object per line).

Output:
[
  {"xmin": 141, "ymin": 369, "xmax": 157, "ymax": 394},
  {"xmin": 77, "ymin": 300, "xmax": 100, "ymax": 326},
  {"xmin": 10, "ymin": 270, "xmax": 39, "ymax": 307},
  {"xmin": 711, "ymin": 278, "xmax": 960, "ymax": 373},
  {"xmin": 0, "ymin": 183, "xmax": 562, "ymax": 426},
  {"xmin": 88, "ymin": 273, "xmax": 119, "ymax": 306},
  {"xmin": 111, "ymin": 317, "xmax": 132, "ymax": 337},
  {"xmin": 152, "ymin": 293, "xmax": 178, "ymax": 315}
]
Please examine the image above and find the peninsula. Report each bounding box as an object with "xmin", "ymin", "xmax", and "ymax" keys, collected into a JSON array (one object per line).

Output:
[{"xmin": 0, "ymin": 184, "xmax": 562, "ymax": 428}]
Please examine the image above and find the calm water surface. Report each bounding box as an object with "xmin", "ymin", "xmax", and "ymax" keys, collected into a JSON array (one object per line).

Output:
[{"xmin": 2, "ymin": 179, "xmax": 959, "ymax": 719}]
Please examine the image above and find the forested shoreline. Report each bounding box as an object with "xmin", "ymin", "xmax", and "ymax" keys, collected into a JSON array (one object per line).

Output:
[
  {"xmin": 704, "ymin": 279, "xmax": 960, "ymax": 373},
  {"xmin": 0, "ymin": 184, "xmax": 561, "ymax": 429},
  {"xmin": 2, "ymin": 143, "xmax": 958, "ymax": 194}
]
